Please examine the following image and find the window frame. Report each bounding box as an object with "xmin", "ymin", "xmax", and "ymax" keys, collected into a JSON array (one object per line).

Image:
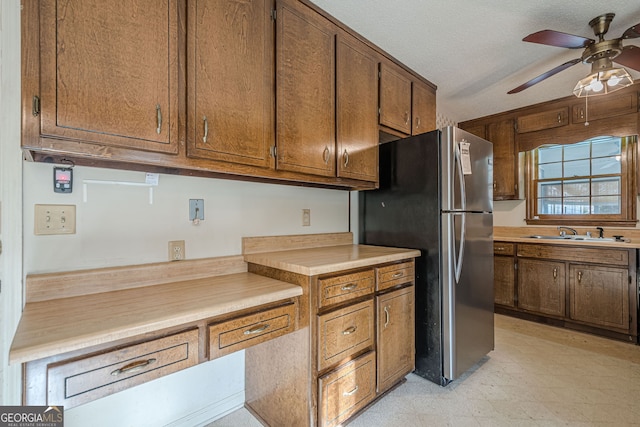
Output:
[{"xmin": 525, "ymin": 136, "xmax": 637, "ymax": 227}]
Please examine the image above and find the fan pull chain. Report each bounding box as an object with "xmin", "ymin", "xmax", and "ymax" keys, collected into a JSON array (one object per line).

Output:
[{"xmin": 584, "ymin": 95, "xmax": 589, "ymax": 126}]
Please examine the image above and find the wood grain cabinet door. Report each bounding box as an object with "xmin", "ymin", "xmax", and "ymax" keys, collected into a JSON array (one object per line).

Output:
[
  {"xmin": 376, "ymin": 286, "xmax": 414, "ymax": 393},
  {"xmin": 187, "ymin": 0, "xmax": 274, "ymax": 168},
  {"xmin": 38, "ymin": 0, "xmax": 179, "ymax": 153},
  {"xmin": 518, "ymin": 258, "xmax": 566, "ymax": 317},
  {"xmin": 516, "ymin": 107, "xmax": 569, "ymax": 133},
  {"xmin": 336, "ymin": 32, "xmax": 379, "ymax": 182},
  {"xmin": 379, "ymin": 61, "xmax": 412, "ymax": 134},
  {"xmin": 486, "ymin": 118, "xmax": 518, "ymax": 200},
  {"xmin": 569, "ymin": 264, "xmax": 630, "ymax": 332},
  {"xmin": 494, "ymin": 256, "xmax": 516, "ymax": 307},
  {"xmin": 411, "ymin": 81, "xmax": 436, "ymax": 135},
  {"xmin": 275, "ymin": 0, "xmax": 336, "ymax": 177}
]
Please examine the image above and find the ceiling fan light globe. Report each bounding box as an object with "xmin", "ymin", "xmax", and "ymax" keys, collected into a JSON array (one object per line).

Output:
[
  {"xmin": 607, "ymin": 75, "xmax": 621, "ymax": 87},
  {"xmin": 591, "ymin": 78, "xmax": 604, "ymax": 92}
]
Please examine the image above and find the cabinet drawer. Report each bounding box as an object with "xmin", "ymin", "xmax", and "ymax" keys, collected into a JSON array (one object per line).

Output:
[
  {"xmin": 376, "ymin": 261, "xmax": 415, "ymax": 291},
  {"xmin": 318, "ymin": 269, "xmax": 374, "ymax": 308},
  {"xmin": 516, "ymin": 107, "xmax": 568, "ymax": 133},
  {"xmin": 517, "ymin": 244, "xmax": 629, "ymax": 266},
  {"xmin": 209, "ymin": 302, "xmax": 297, "ymax": 359},
  {"xmin": 318, "ymin": 299, "xmax": 374, "ymax": 371},
  {"xmin": 47, "ymin": 329, "xmax": 199, "ymax": 408},
  {"xmin": 318, "ymin": 351, "xmax": 376, "ymax": 427},
  {"xmin": 494, "ymin": 242, "xmax": 514, "ymax": 256}
]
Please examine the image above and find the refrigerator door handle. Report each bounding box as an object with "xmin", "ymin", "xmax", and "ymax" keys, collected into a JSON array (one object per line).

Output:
[
  {"xmin": 453, "ymin": 140, "xmax": 467, "ymax": 211},
  {"xmin": 452, "ymin": 212, "xmax": 466, "ymax": 284}
]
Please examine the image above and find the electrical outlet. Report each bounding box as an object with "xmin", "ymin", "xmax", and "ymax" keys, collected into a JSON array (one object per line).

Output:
[
  {"xmin": 302, "ymin": 209, "xmax": 311, "ymax": 226},
  {"xmin": 168, "ymin": 240, "xmax": 185, "ymax": 261},
  {"xmin": 34, "ymin": 204, "xmax": 76, "ymax": 235}
]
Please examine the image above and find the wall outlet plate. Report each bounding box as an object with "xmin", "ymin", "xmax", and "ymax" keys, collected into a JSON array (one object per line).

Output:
[
  {"xmin": 168, "ymin": 240, "xmax": 185, "ymax": 261},
  {"xmin": 302, "ymin": 209, "xmax": 311, "ymax": 226}
]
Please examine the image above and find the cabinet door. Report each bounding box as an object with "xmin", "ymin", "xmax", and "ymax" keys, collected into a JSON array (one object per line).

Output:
[
  {"xmin": 376, "ymin": 286, "xmax": 414, "ymax": 393},
  {"xmin": 494, "ymin": 256, "xmax": 515, "ymax": 308},
  {"xmin": 460, "ymin": 123, "xmax": 485, "ymax": 139},
  {"xmin": 486, "ymin": 119, "xmax": 518, "ymax": 200},
  {"xmin": 39, "ymin": 0, "xmax": 179, "ymax": 153},
  {"xmin": 518, "ymin": 259, "xmax": 566, "ymax": 317},
  {"xmin": 569, "ymin": 264, "xmax": 630, "ymax": 332},
  {"xmin": 276, "ymin": 0, "xmax": 336, "ymax": 177},
  {"xmin": 379, "ymin": 62, "xmax": 412, "ymax": 134},
  {"xmin": 187, "ymin": 0, "xmax": 274, "ymax": 168},
  {"xmin": 411, "ymin": 81, "xmax": 436, "ymax": 135},
  {"xmin": 572, "ymin": 92, "xmax": 638, "ymax": 124},
  {"xmin": 516, "ymin": 107, "xmax": 569, "ymax": 133},
  {"xmin": 336, "ymin": 32, "xmax": 379, "ymax": 182}
]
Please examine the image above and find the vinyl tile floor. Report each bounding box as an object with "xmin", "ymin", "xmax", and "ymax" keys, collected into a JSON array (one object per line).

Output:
[{"xmin": 206, "ymin": 314, "xmax": 640, "ymax": 426}]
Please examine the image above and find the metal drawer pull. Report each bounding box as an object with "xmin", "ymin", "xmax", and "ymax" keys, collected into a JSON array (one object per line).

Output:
[
  {"xmin": 111, "ymin": 358, "xmax": 157, "ymax": 376},
  {"xmin": 384, "ymin": 306, "xmax": 390, "ymax": 328},
  {"xmin": 577, "ymin": 271, "xmax": 582, "ymax": 283},
  {"xmin": 392, "ymin": 272, "xmax": 404, "ymax": 278},
  {"xmin": 343, "ymin": 385, "xmax": 359, "ymax": 396},
  {"xmin": 343, "ymin": 149, "xmax": 349, "ymax": 167},
  {"xmin": 342, "ymin": 326, "xmax": 357, "ymax": 335},
  {"xmin": 156, "ymin": 104, "xmax": 162, "ymax": 134},
  {"xmin": 553, "ymin": 268, "xmax": 557, "ymax": 279},
  {"xmin": 202, "ymin": 116, "xmax": 208, "ymax": 143},
  {"xmin": 404, "ymin": 111, "xmax": 410, "ymax": 125},
  {"xmin": 341, "ymin": 283, "xmax": 357, "ymax": 291},
  {"xmin": 244, "ymin": 324, "xmax": 270, "ymax": 335}
]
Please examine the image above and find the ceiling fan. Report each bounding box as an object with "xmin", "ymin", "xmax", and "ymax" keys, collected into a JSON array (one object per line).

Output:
[{"xmin": 508, "ymin": 13, "xmax": 640, "ymax": 95}]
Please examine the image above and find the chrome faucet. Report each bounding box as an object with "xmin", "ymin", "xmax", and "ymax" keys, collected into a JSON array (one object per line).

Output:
[
  {"xmin": 596, "ymin": 227, "xmax": 604, "ymax": 238},
  {"xmin": 557, "ymin": 226, "xmax": 577, "ymax": 237}
]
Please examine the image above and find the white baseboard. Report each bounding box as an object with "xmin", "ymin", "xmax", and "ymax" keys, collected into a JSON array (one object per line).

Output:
[{"xmin": 163, "ymin": 391, "xmax": 245, "ymax": 427}]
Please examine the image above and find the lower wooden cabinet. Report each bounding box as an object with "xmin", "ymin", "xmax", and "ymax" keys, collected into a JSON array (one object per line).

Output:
[
  {"xmin": 376, "ymin": 285, "xmax": 414, "ymax": 393},
  {"xmin": 494, "ymin": 240, "xmax": 638, "ymax": 342},
  {"xmin": 44, "ymin": 329, "xmax": 199, "ymax": 408},
  {"xmin": 518, "ymin": 258, "xmax": 566, "ymax": 318}
]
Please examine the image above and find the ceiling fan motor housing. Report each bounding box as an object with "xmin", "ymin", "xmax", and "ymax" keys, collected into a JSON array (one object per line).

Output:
[{"xmin": 582, "ymin": 38, "xmax": 623, "ymax": 64}]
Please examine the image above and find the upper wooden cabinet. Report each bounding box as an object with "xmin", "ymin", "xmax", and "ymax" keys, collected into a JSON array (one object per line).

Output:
[
  {"xmin": 487, "ymin": 119, "xmax": 518, "ymax": 200},
  {"xmin": 275, "ymin": 0, "xmax": 336, "ymax": 178},
  {"xmin": 411, "ymin": 80, "xmax": 436, "ymax": 135},
  {"xmin": 516, "ymin": 107, "xmax": 569, "ymax": 134},
  {"xmin": 35, "ymin": 0, "xmax": 180, "ymax": 154},
  {"xmin": 571, "ymin": 92, "xmax": 638, "ymax": 124},
  {"xmin": 379, "ymin": 61, "xmax": 413, "ymax": 135},
  {"xmin": 186, "ymin": 0, "xmax": 274, "ymax": 168},
  {"xmin": 336, "ymin": 32, "xmax": 379, "ymax": 182}
]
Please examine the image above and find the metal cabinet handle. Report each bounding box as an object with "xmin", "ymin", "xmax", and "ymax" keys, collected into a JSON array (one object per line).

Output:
[
  {"xmin": 577, "ymin": 271, "xmax": 582, "ymax": 283},
  {"xmin": 111, "ymin": 358, "xmax": 157, "ymax": 376},
  {"xmin": 156, "ymin": 104, "xmax": 162, "ymax": 134},
  {"xmin": 557, "ymin": 112, "xmax": 562, "ymax": 123},
  {"xmin": 244, "ymin": 324, "xmax": 270, "ymax": 335},
  {"xmin": 323, "ymin": 146, "xmax": 330, "ymax": 164},
  {"xmin": 342, "ymin": 326, "xmax": 357, "ymax": 335},
  {"xmin": 404, "ymin": 111, "xmax": 410, "ymax": 125},
  {"xmin": 384, "ymin": 306, "xmax": 390, "ymax": 328},
  {"xmin": 202, "ymin": 116, "xmax": 208, "ymax": 143},
  {"xmin": 392, "ymin": 272, "xmax": 404, "ymax": 278},
  {"xmin": 343, "ymin": 149, "xmax": 349, "ymax": 167},
  {"xmin": 493, "ymin": 181, "xmax": 497, "ymax": 190},
  {"xmin": 553, "ymin": 267, "xmax": 557, "ymax": 279},
  {"xmin": 343, "ymin": 385, "xmax": 359, "ymax": 396},
  {"xmin": 341, "ymin": 283, "xmax": 357, "ymax": 291},
  {"xmin": 415, "ymin": 116, "xmax": 421, "ymax": 129}
]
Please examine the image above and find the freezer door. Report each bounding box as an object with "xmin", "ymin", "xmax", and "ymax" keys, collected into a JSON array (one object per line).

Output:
[
  {"xmin": 441, "ymin": 211, "xmax": 494, "ymax": 381},
  {"xmin": 441, "ymin": 127, "xmax": 493, "ymax": 213}
]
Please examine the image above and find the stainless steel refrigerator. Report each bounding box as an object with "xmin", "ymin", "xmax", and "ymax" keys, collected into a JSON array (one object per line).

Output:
[{"xmin": 359, "ymin": 126, "xmax": 494, "ymax": 386}]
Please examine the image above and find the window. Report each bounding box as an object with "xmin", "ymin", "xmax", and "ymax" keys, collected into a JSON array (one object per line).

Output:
[{"xmin": 526, "ymin": 136, "xmax": 637, "ymax": 226}]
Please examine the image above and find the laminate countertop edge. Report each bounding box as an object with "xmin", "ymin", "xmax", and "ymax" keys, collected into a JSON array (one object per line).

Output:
[{"xmin": 494, "ymin": 235, "xmax": 640, "ymax": 249}]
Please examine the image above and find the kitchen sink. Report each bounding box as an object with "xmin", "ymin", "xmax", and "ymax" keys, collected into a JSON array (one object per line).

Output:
[{"xmin": 526, "ymin": 235, "xmax": 616, "ymax": 242}]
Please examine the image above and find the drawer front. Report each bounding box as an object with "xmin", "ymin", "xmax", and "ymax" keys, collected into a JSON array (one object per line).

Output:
[
  {"xmin": 209, "ymin": 302, "xmax": 297, "ymax": 359},
  {"xmin": 318, "ymin": 351, "xmax": 376, "ymax": 427},
  {"xmin": 494, "ymin": 242, "xmax": 514, "ymax": 256},
  {"xmin": 318, "ymin": 269, "xmax": 375, "ymax": 308},
  {"xmin": 47, "ymin": 329, "xmax": 199, "ymax": 408},
  {"xmin": 376, "ymin": 261, "xmax": 415, "ymax": 291},
  {"xmin": 517, "ymin": 243, "xmax": 629, "ymax": 266},
  {"xmin": 318, "ymin": 299, "xmax": 374, "ymax": 371}
]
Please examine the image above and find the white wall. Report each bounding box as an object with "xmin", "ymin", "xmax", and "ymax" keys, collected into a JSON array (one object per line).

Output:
[{"xmin": 22, "ymin": 162, "xmax": 350, "ymax": 427}]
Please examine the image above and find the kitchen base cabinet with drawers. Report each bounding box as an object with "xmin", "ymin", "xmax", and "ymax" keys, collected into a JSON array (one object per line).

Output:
[
  {"xmin": 494, "ymin": 241, "xmax": 638, "ymax": 343},
  {"xmin": 244, "ymin": 257, "xmax": 416, "ymax": 427}
]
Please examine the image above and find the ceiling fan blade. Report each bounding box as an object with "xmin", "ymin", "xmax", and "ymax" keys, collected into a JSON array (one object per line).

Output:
[
  {"xmin": 508, "ymin": 58, "xmax": 582, "ymax": 94},
  {"xmin": 523, "ymin": 30, "xmax": 594, "ymax": 49},
  {"xmin": 621, "ymin": 24, "xmax": 640, "ymax": 39},
  {"xmin": 614, "ymin": 45, "xmax": 640, "ymax": 71}
]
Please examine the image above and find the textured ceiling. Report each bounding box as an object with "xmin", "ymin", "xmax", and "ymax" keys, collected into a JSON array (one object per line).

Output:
[{"xmin": 309, "ymin": 0, "xmax": 640, "ymax": 123}]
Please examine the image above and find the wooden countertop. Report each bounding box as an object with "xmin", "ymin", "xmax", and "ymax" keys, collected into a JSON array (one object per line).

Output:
[
  {"xmin": 494, "ymin": 226, "xmax": 640, "ymax": 249},
  {"xmin": 10, "ymin": 259, "xmax": 302, "ymax": 364},
  {"xmin": 244, "ymin": 244, "xmax": 421, "ymax": 276}
]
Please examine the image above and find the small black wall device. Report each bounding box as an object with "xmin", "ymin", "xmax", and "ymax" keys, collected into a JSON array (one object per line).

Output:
[{"xmin": 53, "ymin": 167, "xmax": 73, "ymax": 193}]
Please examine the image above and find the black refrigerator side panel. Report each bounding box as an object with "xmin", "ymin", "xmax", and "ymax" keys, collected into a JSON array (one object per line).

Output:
[{"xmin": 359, "ymin": 131, "xmax": 445, "ymax": 384}]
